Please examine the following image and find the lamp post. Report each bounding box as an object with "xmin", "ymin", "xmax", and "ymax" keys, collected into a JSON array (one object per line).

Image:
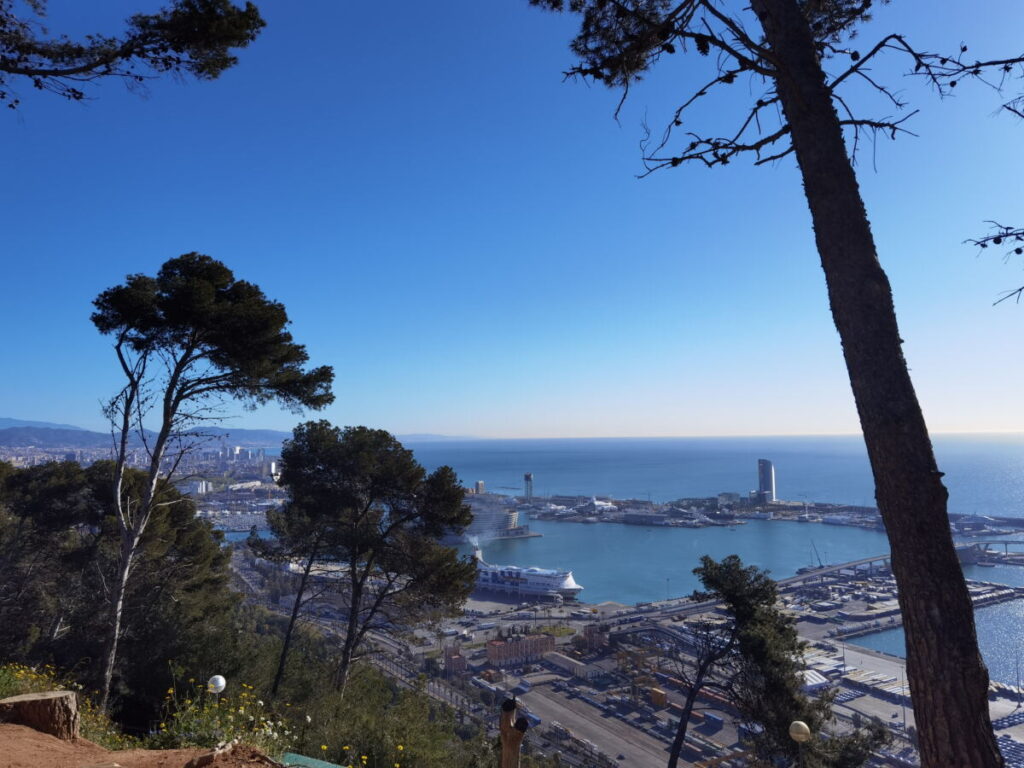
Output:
[
  {"xmin": 1017, "ymin": 651, "xmax": 1022, "ymax": 710},
  {"xmin": 789, "ymin": 720, "xmax": 811, "ymax": 767},
  {"xmin": 499, "ymin": 698, "xmax": 529, "ymax": 768},
  {"xmin": 208, "ymin": 674, "xmax": 226, "ymax": 706}
]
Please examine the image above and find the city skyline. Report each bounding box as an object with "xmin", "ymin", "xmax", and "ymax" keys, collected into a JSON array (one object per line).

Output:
[{"xmin": 3, "ymin": 1, "xmax": 1023, "ymax": 439}]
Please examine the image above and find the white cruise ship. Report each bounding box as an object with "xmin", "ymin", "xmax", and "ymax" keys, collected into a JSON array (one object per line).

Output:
[{"xmin": 473, "ymin": 549, "xmax": 583, "ymax": 600}]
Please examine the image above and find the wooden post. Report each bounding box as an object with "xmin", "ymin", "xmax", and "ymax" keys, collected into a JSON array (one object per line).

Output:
[{"xmin": 499, "ymin": 698, "xmax": 529, "ymax": 768}]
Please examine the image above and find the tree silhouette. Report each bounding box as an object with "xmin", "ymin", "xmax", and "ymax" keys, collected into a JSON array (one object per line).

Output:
[
  {"xmin": 0, "ymin": 0, "xmax": 264, "ymax": 108},
  {"xmin": 261, "ymin": 421, "xmax": 476, "ymax": 696},
  {"xmin": 91, "ymin": 253, "xmax": 332, "ymax": 710},
  {"xmin": 530, "ymin": 1, "xmax": 1012, "ymax": 764}
]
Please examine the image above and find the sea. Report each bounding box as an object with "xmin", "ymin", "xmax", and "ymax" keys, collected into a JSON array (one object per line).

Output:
[
  {"xmin": 405, "ymin": 434, "xmax": 1024, "ymax": 516},
  {"xmin": 406, "ymin": 434, "xmax": 1024, "ymax": 684},
  {"xmin": 237, "ymin": 434, "xmax": 1024, "ymax": 684}
]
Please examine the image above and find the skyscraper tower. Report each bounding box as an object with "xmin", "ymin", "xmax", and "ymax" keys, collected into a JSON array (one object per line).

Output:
[
  {"xmin": 757, "ymin": 459, "xmax": 776, "ymax": 503},
  {"xmin": 524, "ymin": 473, "xmax": 534, "ymax": 501}
]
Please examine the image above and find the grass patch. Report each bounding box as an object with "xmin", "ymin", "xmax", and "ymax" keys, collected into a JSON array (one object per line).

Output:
[{"xmin": 0, "ymin": 662, "xmax": 138, "ymax": 750}]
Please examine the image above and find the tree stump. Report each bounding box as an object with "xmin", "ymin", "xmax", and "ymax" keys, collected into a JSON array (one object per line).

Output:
[{"xmin": 0, "ymin": 690, "xmax": 80, "ymax": 740}]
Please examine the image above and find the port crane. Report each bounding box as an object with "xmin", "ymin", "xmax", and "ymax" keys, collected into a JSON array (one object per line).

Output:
[{"xmin": 810, "ymin": 539, "xmax": 825, "ymax": 568}]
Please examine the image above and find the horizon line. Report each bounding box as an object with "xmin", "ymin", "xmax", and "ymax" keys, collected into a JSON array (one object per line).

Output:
[
  {"xmin": 8, "ymin": 417, "xmax": 1024, "ymax": 442},
  {"xmin": 402, "ymin": 429, "xmax": 1024, "ymax": 441}
]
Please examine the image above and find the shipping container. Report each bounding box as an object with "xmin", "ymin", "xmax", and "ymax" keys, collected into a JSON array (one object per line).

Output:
[
  {"xmin": 649, "ymin": 687, "xmax": 668, "ymax": 708},
  {"xmin": 703, "ymin": 713, "xmax": 724, "ymax": 730}
]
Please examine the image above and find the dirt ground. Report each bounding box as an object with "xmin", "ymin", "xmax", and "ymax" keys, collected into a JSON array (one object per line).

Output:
[{"xmin": 0, "ymin": 724, "xmax": 280, "ymax": 768}]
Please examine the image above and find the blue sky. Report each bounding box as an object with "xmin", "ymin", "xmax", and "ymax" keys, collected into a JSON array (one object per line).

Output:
[{"xmin": 2, "ymin": 0, "xmax": 1023, "ymax": 438}]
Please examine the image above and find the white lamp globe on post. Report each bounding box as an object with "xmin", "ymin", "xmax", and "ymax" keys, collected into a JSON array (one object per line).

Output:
[
  {"xmin": 208, "ymin": 674, "xmax": 226, "ymax": 702},
  {"xmin": 789, "ymin": 720, "xmax": 811, "ymax": 743},
  {"xmin": 789, "ymin": 720, "xmax": 811, "ymax": 767}
]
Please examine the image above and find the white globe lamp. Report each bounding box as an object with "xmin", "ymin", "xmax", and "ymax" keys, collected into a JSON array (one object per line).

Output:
[
  {"xmin": 789, "ymin": 720, "xmax": 811, "ymax": 768},
  {"xmin": 789, "ymin": 720, "xmax": 811, "ymax": 743}
]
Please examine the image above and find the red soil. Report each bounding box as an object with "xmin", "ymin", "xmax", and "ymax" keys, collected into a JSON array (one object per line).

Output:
[{"xmin": 0, "ymin": 724, "xmax": 280, "ymax": 768}]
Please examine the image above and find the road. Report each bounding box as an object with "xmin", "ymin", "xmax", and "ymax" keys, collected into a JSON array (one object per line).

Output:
[{"xmin": 518, "ymin": 687, "xmax": 671, "ymax": 768}]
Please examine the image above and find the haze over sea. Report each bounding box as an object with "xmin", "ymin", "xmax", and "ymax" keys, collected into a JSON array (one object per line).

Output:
[
  {"xmin": 403, "ymin": 433, "xmax": 1024, "ymax": 683},
  {"xmin": 407, "ymin": 434, "xmax": 1024, "ymax": 516}
]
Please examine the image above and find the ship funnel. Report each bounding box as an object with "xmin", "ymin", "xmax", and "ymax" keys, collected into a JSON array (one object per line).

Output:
[{"xmin": 473, "ymin": 547, "xmax": 484, "ymax": 563}]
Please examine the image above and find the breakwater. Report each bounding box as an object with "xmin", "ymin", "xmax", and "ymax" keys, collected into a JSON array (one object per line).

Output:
[{"xmin": 835, "ymin": 583, "xmax": 1024, "ymax": 640}]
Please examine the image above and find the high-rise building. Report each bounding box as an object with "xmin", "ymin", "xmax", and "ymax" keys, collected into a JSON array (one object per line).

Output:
[
  {"xmin": 524, "ymin": 473, "xmax": 534, "ymax": 501},
  {"xmin": 474, "ymin": 480, "xmax": 486, "ymax": 494},
  {"xmin": 463, "ymin": 496, "xmax": 519, "ymax": 538},
  {"xmin": 757, "ymin": 459, "xmax": 776, "ymax": 502}
]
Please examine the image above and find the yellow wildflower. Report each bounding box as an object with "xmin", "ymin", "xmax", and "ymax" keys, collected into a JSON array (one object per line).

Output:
[{"xmin": 321, "ymin": 745, "xmax": 329, "ymax": 751}]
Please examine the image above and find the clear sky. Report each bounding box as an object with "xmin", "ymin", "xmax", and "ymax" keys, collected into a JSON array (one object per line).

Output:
[{"xmin": 2, "ymin": 0, "xmax": 1022, "ymax": 439}]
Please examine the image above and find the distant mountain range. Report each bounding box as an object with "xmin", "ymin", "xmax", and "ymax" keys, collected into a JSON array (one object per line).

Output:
[
  {"xmin": 0, "ymin": 423, "xmax": 290, "ymax": 450},
  {"xmin": 0, "ymin": 427, "xmax": 111, "ymax": 449},
  {"xmin": 0, "ymin": 418, "xmax": 473, "ymax": 450},
  {"xmin": 0, "ymin": 417, "xmax": 85, "ymax": 431}
]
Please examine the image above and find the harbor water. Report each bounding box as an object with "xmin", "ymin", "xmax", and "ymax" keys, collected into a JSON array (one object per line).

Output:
[
  {"xmin": 460, "ymin": 518, "xmax": 890, "ymax": 605},
  {"xmin": 851, "ymin": 564, "xmax": 1024, "ymax": 685},
  {"xmin": 416, "ymin": 435, "xmax": 1024, "ymax": 686},
  {"xmin": 232, "ymin": 434, "xmax": 1024, "ymax": 683},
  {"xmin": 463, "ymin": 522, "xmax": 1024, "ymax": 685}
]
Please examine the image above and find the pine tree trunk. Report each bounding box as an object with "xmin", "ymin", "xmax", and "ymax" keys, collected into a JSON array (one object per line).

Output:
[
  {"xmin": 334, "ymin": 632, "xmax": 356, "ymax": 694},
  {"xmin": 99, "ymin": 534, "xmax": 136, "ymax": 713},
  {"xmin": 748, "ymin": 0, "xmax": 1001, "ymax": 765},
  {"xmin": 667, "ymin": 686, "xmax": 699, "ymax": 768},
  {"xmin": 334, "ymin": 579, "xmax": 362, "ymax": 694},
  {"xmin": 271, "ymin": 549, "xmax": 316, "ymax": 697}
]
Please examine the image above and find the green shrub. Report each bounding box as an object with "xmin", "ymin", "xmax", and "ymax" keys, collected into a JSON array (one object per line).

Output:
[{"xmin": 147, "ymin": 678, "xmax": 295, "ymax": 757}]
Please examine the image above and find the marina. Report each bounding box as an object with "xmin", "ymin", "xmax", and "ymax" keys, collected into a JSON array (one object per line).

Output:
[
  {"xmin": 457, "ymin": 516, "xmax": 1024, "ymax": 688},
  {"xmin": 221, "ymin": 435, "xmax": 1024, "ymax": 766}
]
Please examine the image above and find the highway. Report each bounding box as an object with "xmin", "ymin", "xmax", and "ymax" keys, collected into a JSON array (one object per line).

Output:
[
  {"xmin": 518, "ymin": 687, "xmax": 670, "ymax": 768},
  {"xmin": 777, "ymin": 554, "xmax": 890, "ymax": 586}
]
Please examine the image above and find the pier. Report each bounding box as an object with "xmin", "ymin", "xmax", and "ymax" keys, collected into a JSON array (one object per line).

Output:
[
  {"xmin": 778, "ymin": 553, "xmax": 893, "ymax": 586},
  {"xmin": 965, "ymin": 540, "xmax": 1024, "ymax": 564}
]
